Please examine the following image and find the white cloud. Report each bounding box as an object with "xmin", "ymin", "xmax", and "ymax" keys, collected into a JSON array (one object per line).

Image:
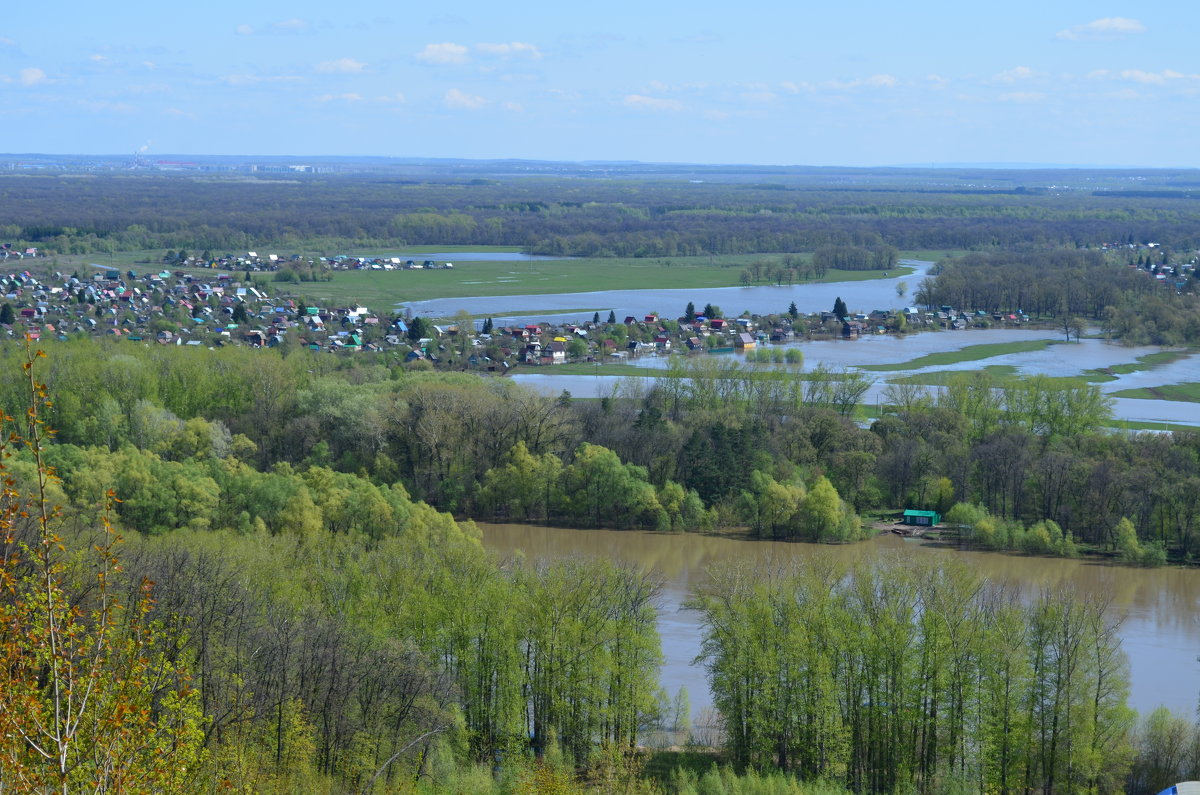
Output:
[
  {"xmin": 994, "ymin": 66, "xmax": 1036, "ymax": 83},
  {"xmin": 999, "ymin": 91, "xmax": 1046, "ymax": 102},
  {"xmin": 504, "ymin": 101, "xmax": 524, "ymax": 112},
  {"xmin": 236, "ymin": 24, "xmax": 255, "ymax": 35},
  {"xmin": 779, "ymin": 81, "xmax": 807, "ymax": 94},
  {"xmin": 1057, "ymin": 17, "xmax": 1145, "ymax": 40},
  {"xmin": 416, "ymin": 43, "xmax": 470, "ymax": 65},
  {"xmin": 274, "ymin": 18, "xmax": 309, "ymax": 33},
  {"xmin": 827, "ymin": 74, "xmax": 898, "ymax": 90},
  {"xmin": 221, "ymin": 73, "xmax": 303, "ymax": 85},
  {"xmin": 18, "ymin": 67, "xmax": 45, "ymax": 86},
  {"xmin": 1119, "ymin": 68, "xmax": 1194, "ymax": 84},
  {"xmin": 377, "ymin": 92, "xmax": 406, "ymax": 103},
  {"xmin": 315, "ymin": 58, "xmax": 365, "ymax": 74},
  {"xmin": 444, "ymin": 88, "xmax": 487, "ymax": 109},
  {"xmin": 0, "ymin": 37, "xmax": 16, "ymax": 47},
  {"xmin": 475, "ymin": 42, "xmax": 542, "ymax": 60},
  {"xmin": 703, "ymin": 109, "xmax": 730, "ymax": 120},
  {"xmin": 741, "ymin": 90, "xmax": 777, "ymax": 103},
  {"xmin": 926, "ymin": 74, "xmax": 948, "ymax": 87},
  {"xmin": 624, "ymin": 94, "xmax": 684, "ymax": 111},
  {"xmin": 317, "ymin": 93, "xmax": 364, "ymax": 102}
]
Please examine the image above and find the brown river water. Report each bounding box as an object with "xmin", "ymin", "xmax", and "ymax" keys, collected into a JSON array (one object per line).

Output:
[{"xmin": 480, "ymin": 523, "xmax": 1200, "ymax": 720}]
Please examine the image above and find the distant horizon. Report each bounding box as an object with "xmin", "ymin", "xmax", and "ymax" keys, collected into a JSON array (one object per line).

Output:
[{"xmin": 2, "ymin": 152, "xmax": 1196, "ymax": 172}]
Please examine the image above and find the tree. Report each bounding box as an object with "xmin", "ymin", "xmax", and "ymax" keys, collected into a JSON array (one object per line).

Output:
[
  {"xmin": 407, "ymin": 316, "xmax": 431, "ymax": 343},
  {"xmin": 0, "ymin": 303, "xmax": 13, "ymax": 325},
  {"xmin": 0, "ymin": 343, "xmax": 204, "ymax": 792},
  {"xmin": 787, "ymin": 301, "xmax": 798, "ymax": 319},
  {"xmin": 896, "ymin": 281, "xmax": 908, "ymax": 298},
  {"xmin": 607, "ymin": 310, "xmax": 616, "ymax": 324},
  {"xmin": 231, "ymin": 302, "xmax": 249, "ymax": 324},
  {"xmin": 684, "ymin": 301, "xmax": 696, "ymax": 322},
  {"xmin": 833, "ymin": 297, "xmax": 848, "ymax": 319},
  {"xmin": 703, "ymin": 303, "xmax": 721, "ymax": 319},
  {"xmin": 593, "ymin": 311, "xmax": 600, "ymax": 324}
]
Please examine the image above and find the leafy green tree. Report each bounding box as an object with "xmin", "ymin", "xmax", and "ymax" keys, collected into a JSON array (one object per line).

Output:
[
  {"xmin": 0, "ymin": 346, "xmax": 204, "ymax": 793},
  {"xmin": 832, "ymin": 296, "xmax": 848, "ymax": 318},
  {"xmin": 0, "ymin": 303, "xmax": 13, "ymax": 325}
]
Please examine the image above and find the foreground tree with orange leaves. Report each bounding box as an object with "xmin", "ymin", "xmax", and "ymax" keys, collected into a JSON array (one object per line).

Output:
[{"xmin": 0, "ymin": 342, "xmax": 204, "ymax": 794}]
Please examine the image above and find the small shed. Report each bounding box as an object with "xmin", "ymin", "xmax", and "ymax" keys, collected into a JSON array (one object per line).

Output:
[{"xmin": 903, "ymin": 509, "xmax": 941, "ymax": 527}]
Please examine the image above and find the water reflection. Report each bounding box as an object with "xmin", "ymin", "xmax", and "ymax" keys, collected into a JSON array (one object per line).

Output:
[{"xmin": 481, "ymin": 524, "xmax": 1200, "ymax": 718}]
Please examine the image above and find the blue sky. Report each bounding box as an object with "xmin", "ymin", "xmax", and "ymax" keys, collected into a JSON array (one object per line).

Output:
[{"xmin": 2, "ymin": 0, "xmax": 1197, "ymax": 166}]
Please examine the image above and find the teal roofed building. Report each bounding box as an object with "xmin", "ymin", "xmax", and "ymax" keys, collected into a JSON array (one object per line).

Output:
[{"xmin": 902, "ymin": 509, "xmax": 941, "ymax": 526}]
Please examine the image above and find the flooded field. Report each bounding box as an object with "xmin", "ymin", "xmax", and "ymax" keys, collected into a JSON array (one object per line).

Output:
[
  {"xmin": 402, "ymin": 260, "xmax": 933, "ymax": 324},
  {"xmin": 481, "ymin": 523, "xmax": 1200, "ymax": 720}
]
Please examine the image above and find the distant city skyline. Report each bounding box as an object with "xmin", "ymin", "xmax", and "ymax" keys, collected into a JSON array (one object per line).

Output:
[{"xmin": 3, "ymin": 0, "xmax": 1198, "ymax": 167}]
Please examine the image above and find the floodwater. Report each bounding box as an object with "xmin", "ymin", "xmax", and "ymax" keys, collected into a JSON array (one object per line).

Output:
[
  {"xmin": 509, "ymin": 328, "xmax": 1200, "ymax": 426},
  {"xmin": 381, "ymin": 252, "xmax": 567, "ymax": 262},
  {"xmin": 401, "ymin": 260, "xmax": 934, "ymax": 323},
  {"xmin": 480, "ymin": 523, "xmax": 1200, "ymax": 719},
  {"xmin": 510, "ymin": 374, "xmax": 1200, "ymax": 427}
]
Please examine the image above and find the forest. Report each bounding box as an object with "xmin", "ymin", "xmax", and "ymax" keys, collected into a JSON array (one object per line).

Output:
[
  {"xmin": 0, "ymin": 340, "xmax": 1190, "ymax": 559},
  {"xmin": 2, "ymin": 339, "xmax": 1198, "ymax": 793},
  {"xmin": 5, "ymin": 172, "xmax": 1200, "ymax": 259},
  {"xmin": 920, "ymin": 249, "xmax": 1200, "ymax": 344}
]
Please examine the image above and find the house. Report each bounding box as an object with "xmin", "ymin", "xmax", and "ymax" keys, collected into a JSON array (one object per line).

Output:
[
  {"xmin": 902, "ymin": 509, "xmax": 941, "ymax": 527},
  {"xmin": 842, "ymin": 320, "xmax": 865, "ymax": 338},
  {"xmin": 735, "ymin": 332, "xmax": 756, "ymax": 349}
]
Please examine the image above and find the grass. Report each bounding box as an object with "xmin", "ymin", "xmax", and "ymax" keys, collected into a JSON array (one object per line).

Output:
[
  {"xmin": 1106, "ymin": 418, "xmax": 1199, "ymax": 432},
  {"xmin": 276, "ymin": 255, "xmax": 916, "ymax": 308},
  {"xmin": 860, "ymin": 340, "xmax": 1058, "ymax": 372},
  {"xmin": 1083, "ymin": 349, "xmax": 1195, "ymax": 380},
  {"xmin": 1110, "ymin": 383, "xmax": 1200, "ymax": 403},
  {"xmin": 42, "ymin": 247, "xmax": 929, "ymax": 311},
  {"xmin": 517, "ymin": 363, "xmax": 653, "ymax": 377}
]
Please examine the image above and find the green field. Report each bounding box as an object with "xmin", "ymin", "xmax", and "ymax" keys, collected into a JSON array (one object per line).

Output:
[
  {"xmin": 860, "ymin": 340, "xmax": 1058, "ymax": 372},
  {"xmin": 41, "ymin": 246, "xmax": 958, "ymax": 311},
  {"xmin": 1084, "ymin": 349, "xmax": 1194, "ymax": 380},
  {"xmin": 1110, "ymin": 382, "xmax": 1200, "ymax": 403},
  {"xmin": 280, "ymin": 255, "xmax": 916, "ymax": 307}
]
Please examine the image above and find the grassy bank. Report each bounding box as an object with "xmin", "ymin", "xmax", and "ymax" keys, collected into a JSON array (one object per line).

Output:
[
  {"xmin": 284, "ymin": 255, "xmax": 916, "ymax": 306},
  {"xmin": 1110, "ymin": 382, "xmax": 1200, "ymax": 403},
  {"xmin": 860, "ymin": 340, "xmax": 1058, "ymax": 372}
]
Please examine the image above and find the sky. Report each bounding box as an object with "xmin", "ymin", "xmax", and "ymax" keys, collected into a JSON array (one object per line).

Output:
[{"xmin": 2, "ymin": 0, "xmax": 1198, "ymax": 166}]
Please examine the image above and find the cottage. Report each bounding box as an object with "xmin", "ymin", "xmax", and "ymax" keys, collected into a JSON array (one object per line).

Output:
[{"xmin": 902, "ymin": 509, "xmax": 941, "ymax": 527}]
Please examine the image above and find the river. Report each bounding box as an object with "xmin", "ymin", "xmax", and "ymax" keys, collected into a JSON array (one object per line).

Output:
[
  {"xmin": 508, "ymin": 328, "xmax": 1200, "ymax": 427},
  {"xmin": 401, "ymin": 260, "xmax": 934, "ymax": 324},
  {"xmin": 480, "ymin": 523, "xmax": 1200, "ymax": 720}
]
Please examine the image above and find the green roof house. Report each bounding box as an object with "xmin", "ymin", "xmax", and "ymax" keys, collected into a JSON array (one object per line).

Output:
[{"xmin": 903, "ymin": 509, "xmax": 941, "ymax": 527}]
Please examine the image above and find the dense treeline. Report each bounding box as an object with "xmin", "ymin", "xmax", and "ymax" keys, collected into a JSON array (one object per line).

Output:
[
  {"xmin": 693, "ymin": 557, "xmax": 1135, "ymax": 793},
  {"xmin": 6, "ymin": 435, "xmax": 665, "ymax": 790},
  {"xmin": 7, "ymin": 174, "xmax": 1200, "ymax": 258},
  {"xmin": 4, "ymin": 337, "xmax": 1200, "ymax": 792},
  {"xmin": 3, "ymin": 338, "xmax": 1198, "ymax": 557},
  {"xmin": 921, "ymin": 249, "xmax": 1200, "ymax": 343}
]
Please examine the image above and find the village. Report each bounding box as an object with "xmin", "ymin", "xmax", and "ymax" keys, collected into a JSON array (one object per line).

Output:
[
  {"xmin": 0, "ymin": 256, "xmax": 1046, "ymax": 368},
  {"xmin": 0, "ymin": 240, "xmax": 1190, "ymax": 371}
]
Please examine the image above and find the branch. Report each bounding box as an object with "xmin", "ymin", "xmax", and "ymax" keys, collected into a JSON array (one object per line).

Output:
[{"xmin": 358, "ymin": 724, "xmax": 448, "ymax": 795}]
